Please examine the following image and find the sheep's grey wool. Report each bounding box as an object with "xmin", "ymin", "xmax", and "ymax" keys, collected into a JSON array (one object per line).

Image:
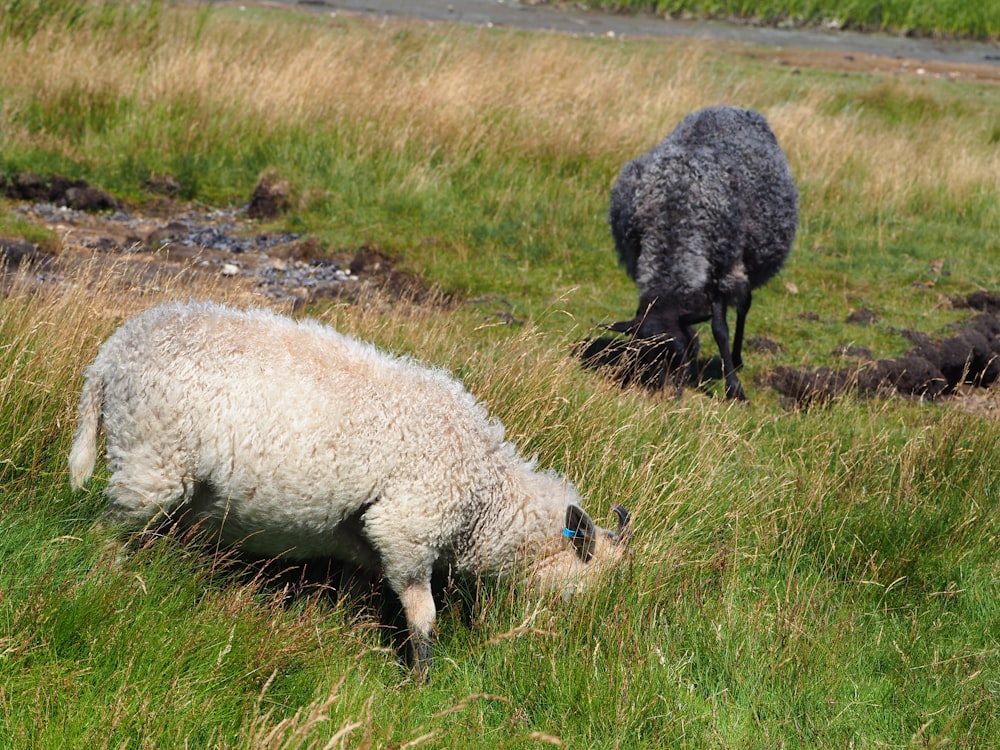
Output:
[{"xmin": 608, "ymin": 105, "xmax": 798, "ymax": 400}]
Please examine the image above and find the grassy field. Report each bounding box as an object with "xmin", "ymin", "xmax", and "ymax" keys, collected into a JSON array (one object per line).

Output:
[
  {"xmin": 2, "ymin": 1, "xmax": 1000, "ymax": 747},
  {"xmin": 576, "ymin": 0, "xmax": 1000, "ymax": 40}
]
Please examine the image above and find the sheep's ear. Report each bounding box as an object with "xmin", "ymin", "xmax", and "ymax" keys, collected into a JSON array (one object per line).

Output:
[
  {"xmin": 605, "ymin": 318, "xmax": 639, "ymax": 334},
  {"xmin": 564, "ymin": 504, "xmax": 597, "ymax": 563}
]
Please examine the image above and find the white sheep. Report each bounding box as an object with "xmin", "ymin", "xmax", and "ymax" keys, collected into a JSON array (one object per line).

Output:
[{"xmin": 69, "ymin": 301, "xmax": 629, "ymax": 674}]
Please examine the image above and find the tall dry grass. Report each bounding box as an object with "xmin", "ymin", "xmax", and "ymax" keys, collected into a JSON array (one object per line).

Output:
[
  {"xmin": 0, "ymin": 257, "xmax": 270, "ymax": 486},
  {"xmin": 771, "ymin": 89, "xmax": 1000, "ymax": 220},
  {"xmin": 3, "ymin": 3, "xmax": 996, "ymax": 219}
]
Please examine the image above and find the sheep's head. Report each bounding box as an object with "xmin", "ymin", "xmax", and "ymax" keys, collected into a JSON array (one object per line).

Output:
[
  {"xmin": 530, "ymin": 504, "xmax": 631, "ymax": 595},
  {"xmin": 607, "ymin": 300, "xmax": 701, "ymax": 392}
]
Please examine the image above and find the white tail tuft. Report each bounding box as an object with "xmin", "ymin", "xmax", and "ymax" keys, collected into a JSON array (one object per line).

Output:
[{"xmin": 68, "ymin": 375, "xmax": 103, "ymax": 490}]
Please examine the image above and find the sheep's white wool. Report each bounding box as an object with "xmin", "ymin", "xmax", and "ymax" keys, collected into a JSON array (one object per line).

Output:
[{"xmin": 69, "ymin": 301, "xmax": 627, "ymax": 671}]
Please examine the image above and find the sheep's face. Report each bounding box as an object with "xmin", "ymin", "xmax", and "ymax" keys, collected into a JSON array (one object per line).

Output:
[
  {"xmin": 609, "ymin": 301, "xmax": 701, "ymax": 391},
  {"xmin": 530, "ymin": 504, "xmax": 630, "ymax": 595}
]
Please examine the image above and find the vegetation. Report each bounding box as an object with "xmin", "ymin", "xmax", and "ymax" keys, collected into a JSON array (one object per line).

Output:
[
  {"xmin": 572, "ymin": 0, "xmax": 1000, "ymax": 40},
  {"xmin": 1, "ymin": 1, "xmax": 999, "ymax": 746}
]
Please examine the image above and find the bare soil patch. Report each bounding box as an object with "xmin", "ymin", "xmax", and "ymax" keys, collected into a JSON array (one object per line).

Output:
[
  {"xmin": 1, "ymin": 173, "xmax": 438, "ymax": 309},
  {"xmin": 766, "ymin": 295, "xmax": 1000, "ymax": 413},
  {"xmin": 736, "ymin": 45, "xmax": 1000, "ymax": 85}
]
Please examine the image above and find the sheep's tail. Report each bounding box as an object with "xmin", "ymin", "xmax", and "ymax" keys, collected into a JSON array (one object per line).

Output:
[{"xmin": 68, "ymin": 371, "xmax": 104, "ymax": 490}]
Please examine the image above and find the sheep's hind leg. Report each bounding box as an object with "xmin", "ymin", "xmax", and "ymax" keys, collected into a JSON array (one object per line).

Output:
[
  {"xmin": 104, "ymin": 456, "xmax": 190, "ymax": 532},
  {"xmin": 710, "ymin": 299, "xmax": 748, "ymax": 401}
]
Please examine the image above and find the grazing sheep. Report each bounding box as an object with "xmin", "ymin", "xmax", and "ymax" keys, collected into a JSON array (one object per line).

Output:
[
  {"xmin": 608, "ymin": 105, "xmax": 798, "ymax": 400},
  {"xmin": 68, "ymin": 301, "xmax": 629, "ymax": 674}
]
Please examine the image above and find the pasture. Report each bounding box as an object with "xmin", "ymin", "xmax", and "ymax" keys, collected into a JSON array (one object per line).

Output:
[{"xmin": 1, "ymin": 1, "xmax": 998, "ymax": 747}]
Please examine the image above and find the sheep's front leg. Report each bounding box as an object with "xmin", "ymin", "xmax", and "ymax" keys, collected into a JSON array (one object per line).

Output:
[
  {"xmin": 397, "ymin": 578, "xmax": 436, "ymax": 677},
  {"xmin": 364, "ymin": 505, "xmax": 438, "ymax": 676},
  {"xmin": 681, "ymin": 324, "xmax": 700, "ymax": 387},
  {"xmin": 710, "ymin": 299, "xmax": 747, "ymax": 401},
  {"xmin": 731, "ymin": 290, "xmax": 752, "ymax": 369}
]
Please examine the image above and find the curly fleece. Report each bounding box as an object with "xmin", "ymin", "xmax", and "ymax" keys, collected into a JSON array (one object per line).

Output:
[
  {"xmin": 608, "ymin": 105, "xmax": 798, "ymax": 399},
  {"xmin": 69, "ymin": 301, "xmax": 624, "ymax": 668}
]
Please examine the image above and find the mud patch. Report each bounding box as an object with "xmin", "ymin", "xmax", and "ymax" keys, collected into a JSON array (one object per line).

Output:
[
  {"xmin": 2, "ymin": 171, "xmax": 119, "ymax": 212},
  {"xmin": 953, "ymin": 290, "xmax": 1000, "ymax": 314},
  {"xmin": 767, "ymin": 304, "xmax": 1000, "ymax": 409},
  {"xmin": 1, "ymin": 175, "xmax": 439, "ymax": 308}
]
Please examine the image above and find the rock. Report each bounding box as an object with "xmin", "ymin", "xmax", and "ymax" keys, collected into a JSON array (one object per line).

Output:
[
  {"xmin": 747, "ymin": 335, "xmax": 783, "ymax": 354},
  {"xmin": 63, "ymin": 185, "xmax": 119, "ymax": 212},
  {"xmin": 0, "ymin": 237, "xmax": 50, "ymax": 270},
  {"xmin": 832, "ymin": 345, "xmax": 873, "ymax": 360},
  {"xmin": 247, "ymin": 173, "xmax": 292, "ymax": 220},
  {"xmin": 4, "ymin": 201, "xmax": 437, "ymax": 308},
  {"xmin": 145, "ymin": 173, "xmax": 182, "ymax": 196},
  {"xmin": 1, "ymin": 171, "xmax": 118, "ymax": 212}
]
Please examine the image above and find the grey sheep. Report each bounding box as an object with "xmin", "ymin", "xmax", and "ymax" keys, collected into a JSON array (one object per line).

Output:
[
  {"xmin": 607, "ymin": 105, "xmax": 798, "ymax": 400},
  {"xmin": 69, "ymin": 301, "xmax": 630, "ymax": 675}
]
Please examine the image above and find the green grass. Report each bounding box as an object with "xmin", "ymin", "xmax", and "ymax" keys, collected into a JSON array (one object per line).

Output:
[
  {"xmin": 576, "ymin": 0, "xmax": 1000, "ymax": 39},
  {"xmin": 1, "ymin": 1, "xmax": 1000, "ymax": 746}
]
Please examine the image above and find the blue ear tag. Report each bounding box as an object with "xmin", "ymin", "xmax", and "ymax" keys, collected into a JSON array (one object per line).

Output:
[{"xmin": 562, "ymin": 527, "xmax": 579, "ymax": 539}]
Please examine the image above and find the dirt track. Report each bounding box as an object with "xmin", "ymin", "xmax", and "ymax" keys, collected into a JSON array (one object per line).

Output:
[{"xmin": 234, "ymin": 0, "xmax": 1000, "ymax": 83}]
